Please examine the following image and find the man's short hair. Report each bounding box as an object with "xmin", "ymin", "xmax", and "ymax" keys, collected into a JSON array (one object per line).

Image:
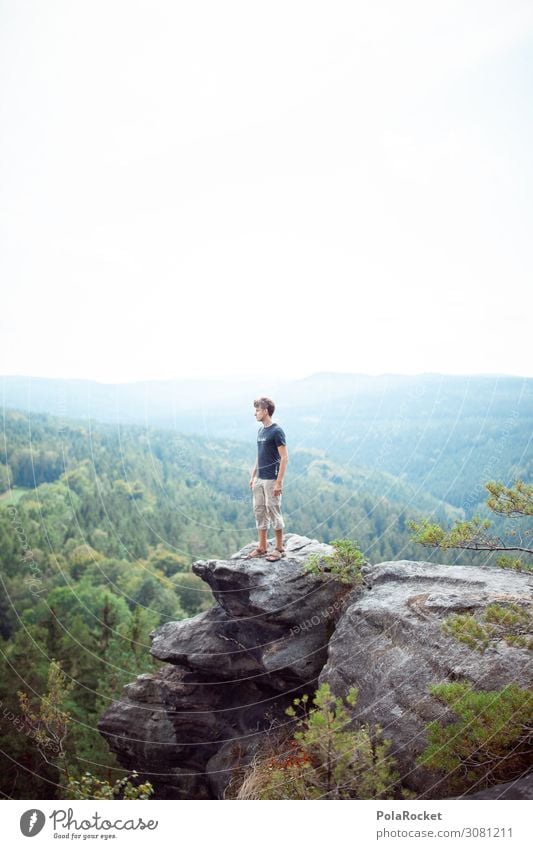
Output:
[{"xmin": 254, "ymin": 396, "xmax": 275, "ymax": 416}]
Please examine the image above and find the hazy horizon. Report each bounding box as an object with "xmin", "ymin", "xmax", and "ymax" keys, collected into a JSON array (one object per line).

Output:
[{"xmin": 2, "ymin": 368, "xmax": 532, "ymax": 387}]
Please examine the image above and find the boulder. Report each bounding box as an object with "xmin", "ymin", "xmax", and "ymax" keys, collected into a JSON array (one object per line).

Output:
[
  {"xmin": 460, "ymin": 772, "xmax": 533, "ymax": 800},
  {"xmin": 320, "ymin": 559, "xmax": 532, "ymax": 798},
  {"xmin": 98, "ymin": 534, "xmax": 351, "ymax": 797},
  {"xmin": 193, "ymin": 534, "xmax": 344, "ymax": 622}
]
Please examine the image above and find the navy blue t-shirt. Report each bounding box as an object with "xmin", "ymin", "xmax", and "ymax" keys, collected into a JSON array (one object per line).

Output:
[{"xmin": 257, "ymin": 423, "xmax": 286, "ymax": 479}]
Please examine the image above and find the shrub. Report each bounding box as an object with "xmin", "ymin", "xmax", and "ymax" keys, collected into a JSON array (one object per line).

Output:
[
  {"xmin": 408, "ymin": 480, "xmax": 533, "ymax": 571},
  {"xmin": 418, "ymin": 682, "xmax": 533, "ymax": 794},
  {"xmin": 442, "ymin": 614, "xmax": 489, "ymax": 651},
  {"xmin": 235, "ymin": 683, "xmax": 408, "ymax": 800},
  {"xmin": 66, "ymin": 771, "xmax": 153, "ymax": 800},
  {"xmin": 496, "ymin": 555, "xmax": 532, "ymax": 574},
  {"xmin": 18, "ymin": 659, "xmax": 154, "ymax": 800},
  {"xmin": 442, "ymin": 603, "xmax": 532, "ymax": 652},
  {"xmin": 304, "ymin": 538, "xmax": 365, "ymax": 585}
]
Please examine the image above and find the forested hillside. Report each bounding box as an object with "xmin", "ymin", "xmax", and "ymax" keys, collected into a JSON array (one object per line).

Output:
[{"xmin": 3, "ymin": 373, "xmax": 530, "ymax": 519}]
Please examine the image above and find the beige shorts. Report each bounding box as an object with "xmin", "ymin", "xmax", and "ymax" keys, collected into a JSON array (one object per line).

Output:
[{"xmin": 252, "ymin": 477, "xmax": 285, "ymax": 530}]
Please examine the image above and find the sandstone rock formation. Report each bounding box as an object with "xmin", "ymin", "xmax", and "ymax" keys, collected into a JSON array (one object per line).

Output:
[
  {"xmin": 98, "ymin": 534, "xmax": 532, "ymax": 799},
  {"xmin": 321, "ymin": 559, "xmax": 532, "ymax": 798},
  {"xmin": 461, "ymin": 772, "xmax": 533, "ymax": 800}
]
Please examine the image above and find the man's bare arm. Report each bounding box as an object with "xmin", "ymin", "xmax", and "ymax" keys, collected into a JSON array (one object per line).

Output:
[
  {"xmin": 274, "ymin": 445, "xmax": 288, "ymax": 495},
  {"xmin": 249, "ymin": 463, "xmax": 257, "ymax": 488}
]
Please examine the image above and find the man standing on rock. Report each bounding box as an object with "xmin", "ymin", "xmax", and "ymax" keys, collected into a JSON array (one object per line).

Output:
[{"xmin": 247, "ymin": 396, "xmax": 288, "ymax": 561}]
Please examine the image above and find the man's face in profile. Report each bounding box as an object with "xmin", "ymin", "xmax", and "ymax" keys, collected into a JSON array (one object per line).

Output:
[{"xmin": 254, "ymin": 405, "xmax": 268, "ymax": 423}]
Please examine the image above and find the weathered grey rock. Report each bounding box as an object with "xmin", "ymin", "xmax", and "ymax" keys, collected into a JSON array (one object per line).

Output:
[
  {"xmin": 97, "ymin": 665, "xmax": 220, "ymax": 799},
  {"xmin": 205, "ymin": 733, "xmax": 266, "ymax": 799},
  {"xmin": 193, "ymin": 534, "xmax": 344, "ymax": 623},
  {"xmin": 98, "ymin": 533, "xmax": 351, "ymax": 798},
  {"xmin": 99, "ymin": 545, "xmax": 532, "ymax": 800},
  {"xmin": 150, "ymin": 606, "xmax": 266, "ymax": 679},
  {"xmin": 320, "ymin": 559, "xmax": 533, "ymax": 798},
  {"xmin": 460, "ymin": 772, "xmax": 533, "ymax": 800}
]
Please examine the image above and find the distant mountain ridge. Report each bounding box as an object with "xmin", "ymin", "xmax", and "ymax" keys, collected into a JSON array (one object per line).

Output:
[
  {"xmin": 2, "ymin": 372, "xmax": 531, "ymax": 515},
  {"xmin": 2, "ymin": 370, "xmax": 530, "ymax": 424}
]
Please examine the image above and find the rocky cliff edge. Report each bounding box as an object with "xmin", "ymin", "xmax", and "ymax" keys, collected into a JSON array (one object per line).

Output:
[{"xmin": 98, "ymin": 533, "xmax": 532, "ymax": 799}]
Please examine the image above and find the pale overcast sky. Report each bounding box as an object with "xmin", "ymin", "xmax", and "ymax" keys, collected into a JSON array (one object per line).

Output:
[{"xmin": 1, "ymin": 1, "xmax": 532, "ymax": 383}]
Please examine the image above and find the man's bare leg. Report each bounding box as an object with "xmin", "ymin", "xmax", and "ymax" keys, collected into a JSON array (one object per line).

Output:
[
  {"xmin": 258, "ymin": 527, "xmax": 268, "ymax": 551},
  {"xmin": 274, "ymin": 528, "xmax": 284, "ymax": 552}
]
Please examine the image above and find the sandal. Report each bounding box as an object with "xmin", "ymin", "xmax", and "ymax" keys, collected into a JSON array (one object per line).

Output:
[
  {"xmin": 265, "ymin": 548, "xmax": 286, "ymax": 561},
  {"xmin": 245, "ymin": 547, "xmax": 268, "ymax": 559}
]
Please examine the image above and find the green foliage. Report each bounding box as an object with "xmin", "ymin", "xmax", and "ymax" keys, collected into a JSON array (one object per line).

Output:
[
  {"xmin": 0, "ymin": 462, "xmax": 10, "ymax": 494},
  {"xmin": 407, "ymin": 515, "xmax": 492, "ymax": 549},
  {"xmin": 18, "ymin": 659, "xmax": 153, "ymax": 800},
  {"xmin": 239, "ymin": 683, "xmax": 407, "ymax": 800},
  {"xmin": 418, "ymin": 682, "xmax": 533, "ymax": 794},
  {"xmin": 11, "ymin": 448, "xmax": 63, "ymax": 487},
  {"xmin": 147, "ymin": 545, "xmax": 191, "ymax": 576},
  {"xmin": 496, "ymin": 555, "xmax": 532, "ymax": 574},
  {"xmin": 112, "ymin": 479, "xmax": 147, "ymax": 500},
  {"xmin": 485, "ymin": 480, "xmax": 533, "ymax": 516},
  {"xmin": 18, "ymin": 659, "xmax": 75, "ymax": 773},
  {"xmin": 304, "ymin": 538, "xmax": 365, "ymax": 585},
  {"xmin": 0, "ymin": 571, "xmax": 161, "ymax": 798},
  {"xmin": 66, "ymin": 771, "xmax": 153, "ymax": 800},
  {"xmin": 484, "ymin": 602, "xmax": 533, "ymax": 649},
  {"xmin": 484, "ymin": 601, "xmax": 529, "ymax": 627},
  {"xmin": 408, "ymin": 479, "xmax": 533, "ymax": 570},
  {"xmin": 68, "ymin": 544, "xmax": 103, "ymax": 579},
  {"xmin": 171, "ymin": 571, "xmax": 213, "ymax": 617},
  {"xmin": 442, "ymin": 614, "xmax": 489, "ymax": 651},
  {"xmin": 442, "ymin": 603, "xmax": 532, "ymax": 652}
]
